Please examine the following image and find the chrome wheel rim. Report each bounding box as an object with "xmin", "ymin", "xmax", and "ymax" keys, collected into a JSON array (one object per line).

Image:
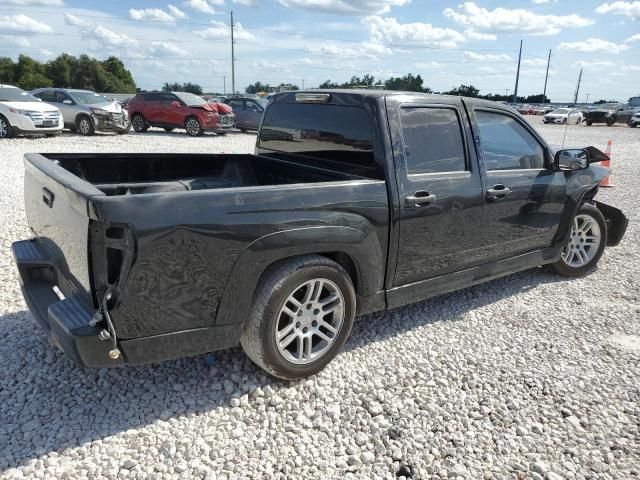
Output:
[
  {"xmin": 0, "ymin": 118, "xmax": 7, "ymax": 138},
  {"xmin": 186, "ymin": 118, "xmax": 200, "ymax": 135},
  {"xmin": 79, "ymin": 119, "xmax": 91, "ymax": 135},
  {"xmin": 561, "ymin": 214, "xmax": 601, "ymax": 268},
  {"xmin": 275, "ymin": 278, "xmax": 345, "ymax": 365}
]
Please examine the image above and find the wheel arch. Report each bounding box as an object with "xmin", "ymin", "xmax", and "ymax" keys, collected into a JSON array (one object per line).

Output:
[{"xmin": 214, "ymin": 226, "xmax": 385, "ymax": 326}]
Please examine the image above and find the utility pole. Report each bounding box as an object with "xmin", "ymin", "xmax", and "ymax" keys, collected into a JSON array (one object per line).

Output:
[
  {"xmin": 542, "ymin": 49, "xmax": 551, "ymax": 103},
  {"xmin": 513, "ymin": 39, "xmax": 522, "ymax": 104},
  {"xmin": 585, "ymin": 93, "xmax": 590, "ymax": 103},
  {"xmin": 573, "ymin": 68, "xmax": 582, "ymax": 105},
  {"xmin": 230, "ymin": 11, "xmax": 235, "ymax": 94},
  {"xmin": 223, "ymin": 76, "xmax": 226, "ymax": 95},
  {"xmin": 302, "ymin": 79, "xmax": 304, "ymax": 89}
]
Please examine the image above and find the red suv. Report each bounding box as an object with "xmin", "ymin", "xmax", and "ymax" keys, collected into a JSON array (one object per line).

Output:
[{"xmin": 128, "ymin": 91, "xmax": 235, "ymax": 136}]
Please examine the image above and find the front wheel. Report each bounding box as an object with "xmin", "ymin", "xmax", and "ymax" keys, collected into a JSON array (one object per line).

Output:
[
  {"xmin": 607, "ymin": 119, "xmax": 614, "ymax": 126},
  {"xmin": 549, "ymin": 203, "xmax": 607, "ymax": 277},
  {"xmin": 586, "ymin": 120, "xmax": 592, "ymax": 126},
  {"xmin": 76, "ymin": 116, "xmax": 95, "ymax": 136},
  {"xmin": 241, "ymin": 255, "xmax": 356, "ymax": 380},
  {"xmin": 185, "ymin": 117, "xmax": 203, "ymax": 136},
  {"xmin": 0, "ymin": 115, "xmax": 14, "ymax": 138}
]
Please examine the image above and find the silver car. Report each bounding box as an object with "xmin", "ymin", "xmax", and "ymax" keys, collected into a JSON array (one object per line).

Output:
[{"xmin": 30, "ymin": 88, "xmax": 130, "ymax": 135}]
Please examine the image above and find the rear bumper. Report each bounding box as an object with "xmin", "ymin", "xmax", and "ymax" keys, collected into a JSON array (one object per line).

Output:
[{"xmin": 12, "ymin": 239, "xmax": 124, "ymax": 368}]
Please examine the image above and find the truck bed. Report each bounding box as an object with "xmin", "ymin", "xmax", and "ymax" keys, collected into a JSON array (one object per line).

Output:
[{"xmin": 46, "ymin": 152, "xmax": 365, "ymax": 196}]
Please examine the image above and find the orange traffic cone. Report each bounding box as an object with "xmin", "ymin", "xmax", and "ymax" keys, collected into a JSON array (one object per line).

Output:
[{"xmin": 600, "ymin": 139, "xmax": 613, "ymax": 187}]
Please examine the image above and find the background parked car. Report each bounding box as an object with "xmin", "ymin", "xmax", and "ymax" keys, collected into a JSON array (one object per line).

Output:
[
  {"xmin": 128, "ymin": 91, "xmax": 235, "ymax": 137},
  {"xmin": 31, "ymin": 88, "xmax": 130, "ymax": 135},
  {"xmin": 585, "ymin": 103, "xmax": 633, "ymax": 126},
  {"xmin": 222, "ymin": 96, "xmax": 267, "ymax": 131},
  {"xmin": 628, "ymin": 112, "xmax": 640, "ymax": 128},
  {"xmin": 543, "ymin": 108, "xmax": 583, "ymax": 125},
  {"xmin": 0, "ymin": 84, "xmax": 62, "ymax": 138}
]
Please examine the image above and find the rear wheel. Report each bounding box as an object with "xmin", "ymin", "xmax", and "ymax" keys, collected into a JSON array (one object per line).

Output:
[
  {"xmin": 241, "ymin": 255, "xmax": 356, "ymax": 380},
  {"xmin": 586, "ymin": 120, "xmax": 592, "ymax": 126},
  {"xmin": 549, "ymin": 203, "xmax": 606, "ymax": 277},
  {"xmin": 76, "ymin": 115, "xmax": 95, "ymax": 136},
  {"xmin": 185, "ymin": 116, "xmax": 203, "ymax": 136},
  {"xmin": 607, "ymin": 118, "xmax": 614, "ymax": 126},
  {"xmin": 131, "ymin": 113, "xmax": 148, "ymax": 132},
  {"xmin": 0, "ymin": 115, "xmax": 14, "ymax": 138}
]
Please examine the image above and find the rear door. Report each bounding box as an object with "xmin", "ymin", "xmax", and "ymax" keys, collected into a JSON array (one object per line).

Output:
[
  {"xmin": 390, "ymin": 98, "xmax": 485, "ymax": 285},
  {"xmin": 227, "ymin": 99, "xmax": 246, "ymax": 127},
  {"xmin": 468, "ymin": 106, "xmax": 566, "ymax": 261},
  {"xmin": 244, "ymin": 100, "xmax": 264, "ymax": 129},
  {"xmin": 143, "ymin": 92, "xmax": 162, "ymax": 123}
]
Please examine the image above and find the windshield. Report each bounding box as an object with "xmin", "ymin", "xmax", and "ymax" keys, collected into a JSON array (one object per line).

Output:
[
  {"xmin": 629, "ymin": 97, "xmax": 640, "ymax": 108},
  {"xmin": 173, "ymin": 92, "xmax": 207, "ymax": 106},
  {"xmin": 70, "ymin": 91, "xmax": 110, "ymax": 104},
  {"xmin": 256, "ymin": 98, "xmax": 268, "ymax": 108},
  {"xmin": 598, "ymin": 103, "xmax": 618, "ymax": 109},
  {"xmin": 0, "ymin": 87, "xmax": 40, "ymax": 102},
  {"xmin": 551, "ymin": 109, "xmax": 569, "ymax": 114}
]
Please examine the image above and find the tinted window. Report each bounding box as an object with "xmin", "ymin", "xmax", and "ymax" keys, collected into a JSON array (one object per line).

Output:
[
  {"xmin": 34, "ymin": 90, "xmax": 56, "ymax": 102},
  {"xmin": 475, "ymin": 111, "xmax": 545, "ymax": 170},
  {"xmin": 227, "ymin": 99, "xmax": 244, "ymax": 109},
  {"xmin": 55, "ymin": 92, "xmax": 70, "ymax": 103},
  {"xmin": 143, "ymin": 92, "xmax": 161, "ymax": 102},
  {"xmin": 258, "ymin": 103, "xmax": 376, "ymax": 177},
  {"xmin": 246, "ymin": 101, "xmax": 262, "ymax": 112},
  {"xmin": 400, "ymin": 107, "xmax": 466, "ymax": 174}
]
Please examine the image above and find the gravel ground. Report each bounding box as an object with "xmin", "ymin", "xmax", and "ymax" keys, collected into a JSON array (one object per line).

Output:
[{"xmin": 0, "ymin": 124, "xmax": 638, "ymax": 480}]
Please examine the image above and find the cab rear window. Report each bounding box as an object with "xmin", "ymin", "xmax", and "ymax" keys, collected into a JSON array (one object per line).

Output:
[{"xmin": 257, "ymin": 103, "xmax": 379, "ymax": 178}]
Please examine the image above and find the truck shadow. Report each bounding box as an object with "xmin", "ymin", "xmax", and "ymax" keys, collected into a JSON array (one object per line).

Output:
[{"xmin": 0, "ymin": 267, "xmax": 565, "ymax": 471}]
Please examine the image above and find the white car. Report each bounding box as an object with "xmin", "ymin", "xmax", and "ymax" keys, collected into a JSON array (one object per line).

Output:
[
  {"xmin": 543, "ymin": 108, "xmax": 583, "ymax": 125},
  {"xmin": 629, "ymin": 112, "xmax": 640, "ymax": 128},
  {"xmin": 0, "ymin": 84, "xmax": 63, "ymax": 138}
]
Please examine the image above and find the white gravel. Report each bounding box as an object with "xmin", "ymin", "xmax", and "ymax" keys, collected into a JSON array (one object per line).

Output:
[{"xmin": 1, "ymin": 124, "xmax": 639, "ymax": 480}]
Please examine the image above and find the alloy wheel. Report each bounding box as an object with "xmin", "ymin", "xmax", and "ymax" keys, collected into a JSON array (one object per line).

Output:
[
  {"xmin": 132, "ymin": 115, "xmax": 145, "ymax": 132},
  {"xmin": 275, "ymin": 278, "xmax": 345, "ymax": 365},
  {"xmin": 79, "ymin": 118, "xmax": 91, "ymax": 135},
  {"xmin": 185, "ymin": 118, "xmax": 201, "ymax": 136},
  {"xmin": 0, "ymin": 118, "xmax": 7, "ymax": 138},
  {"xmin": 561, "ymin": 214, "xmax": 602, "ymax": 268}
]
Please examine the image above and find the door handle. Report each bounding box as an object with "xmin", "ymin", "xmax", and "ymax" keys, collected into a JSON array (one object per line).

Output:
[
  {"xmin": 405, "ymin": 191, "xmax": 437, "ymax": 207},
  {"xmin": 486, "ymin": 184, "xmax": 511, "ymax": 200},
  {"xmin": 42, "ymin": 187, "xmax": 54, "ymax": 208}
]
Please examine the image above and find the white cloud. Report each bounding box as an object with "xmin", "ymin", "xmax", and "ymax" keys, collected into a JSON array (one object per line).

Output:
[
  {"xmin": 464, "ymin": 51, "xmax": 512, "ymax": 61},
  {"xmin": 183, "ymin": 0, "xmax": 221, "ymax": 14},
  {"xmin": 595, "ymin": 1, "xmax": 640, "ymax": 17},
  {"xmin": 0, "ymin": 34, "xmax": 30, "ymax": 47},
  {"xmin": 167, "ymin": 5, "xmax": 188, "ymax": 18},
  {"xmin": 129, "ymin": 8, "xmax": 176, "ymax": 23},
  {"xmin": 463, "ymin": 29, "xmax": 496, "ymax": 41},
  {"xmin": 233, "ymin": 0, "xmax": 256, "ymax": 4},
  {"xmin": 4, "ymin": 0, "xmax": 63, "ymax": 5},
  {"xmin": 89, "ymin": 25, "xmax": 131, "ymax": 47},
  {"xmin": 64, "ymin": 13, "xmax": 88, "ymax": 27},
  {"xmin": 444, "ymin": 2, "xmax": 593, "ymax": 36},
  {"xmin": 146, "ymin": 41, "xmax": 189, "ymax": 58},
  {"xmin": 0, "ymin": 14, "xmax": 53, "ymax": 33},
  {"xmin": 558, "ymin": 38, "xmax": 630, "ymax": 53},
  {"xmin": 625, "ymin": 33, "xmax": 640, "ymax": 42},
  {"xmin": 195, "ymin": 21, "xmax": 256, "ymax": 41},
  {"xmin": 309, "ymin": 41, "xmax": 392, "ymax": 59},
  {"xmin": 573, "ymin": 60, "xmax": 617, "ymax": 69},
  {"xmin": 531, "ymin": 0, "xmax": 550, "ymax": 3},
  {"xmin": 415, "ymin": 61, "xmax": 444, "ymax": 69},
  {"xmin": 277, "ymin": 0, "xmax": 409, "ymax": 15},
  {"xmin": 522, "ymin": 58, "xmax": 547, "ymax": 66},
  {"xmin": 366, "ymin": 16, "xmax": 465, "ymax": 48}
]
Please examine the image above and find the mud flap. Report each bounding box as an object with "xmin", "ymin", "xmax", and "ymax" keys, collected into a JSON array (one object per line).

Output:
[{"xmin": 595, "ymin": 201, "xmax": 628, "ymax": 246}]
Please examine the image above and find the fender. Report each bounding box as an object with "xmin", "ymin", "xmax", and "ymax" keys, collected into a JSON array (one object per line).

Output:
[{"xmin": 214, "ymin": 226, "xmax": 385, "ymax": 326}]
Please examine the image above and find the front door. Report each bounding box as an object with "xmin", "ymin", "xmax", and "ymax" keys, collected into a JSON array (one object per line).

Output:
[
  {"xmin": 468, "ymin": 107, "xmax": 566, "ymax": 261},
  {"xmin": 392, "ymin": 100, "xmax": 485, "ymax": 286}
]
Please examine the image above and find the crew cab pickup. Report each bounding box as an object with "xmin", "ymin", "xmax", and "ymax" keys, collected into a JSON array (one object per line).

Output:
[{"xmin": 12, "ymin": 91, "xmax": 628, "ymax": 379}]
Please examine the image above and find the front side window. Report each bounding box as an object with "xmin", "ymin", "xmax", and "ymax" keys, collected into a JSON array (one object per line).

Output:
[
  {"xmin": 475, "ymin": 111, "xmax": 545, "ymax": 170},
  {"xmin": 34, "ymin": 90, "xmax": 56, "ymax": 102},
  {"xmin": 400, "ymin": 107, "xmax": 466, "ymax": 174}
]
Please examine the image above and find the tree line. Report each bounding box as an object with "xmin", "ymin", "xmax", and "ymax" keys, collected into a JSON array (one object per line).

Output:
[{"xmin": 0, "ymin": 54, "xmax": 136, "ymax": 93}]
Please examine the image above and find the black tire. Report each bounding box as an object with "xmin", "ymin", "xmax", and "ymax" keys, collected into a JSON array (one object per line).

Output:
[
  {"xmin": 549, "ymin": 203, "xmax": 607, "ymax": 277},
  {"xmin": 240, "ymin": 128, "xmax": 248, "ymax": 132},
  {"xmin": 163, "ymin": 127, "xmax": 174, "ymax": 132},
  {"xmin": 131, "ymin": 113, "xmax": 148, "ymax": 133},
  {"xmin": 217, "ymin": 131, "xmax": 227, "ymax": 136},
  {"xmin": 76, "ymin": 115, "xmax": 95, "ymax": 136},
  {"xmin": 185, "ymin": 116, "xmax": 203, "ymax": 137},
  {"xmin": 586, "ymin": 120, "xmax": 592, "ymax": 126},
  {"xmin": 241, "ymin": 255, "xmax": 356, "ymax": 380},
  {"xmin": 0, "ymin": 114, "xmax": 14, "ymax": 138},
  {"xmin": 606, "ymin": 119, "xmax": 614, "ymax": 127},
  {"xmin": 562, "ymin": 118, "xmax": 567, "ymax": 124}
]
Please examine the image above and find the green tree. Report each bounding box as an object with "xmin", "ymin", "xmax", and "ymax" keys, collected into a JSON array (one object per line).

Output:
[
  {"xmin": 245, "ymin": 81, "xmax": 271, "ymax": 94},
  {"xmin": 0, "ymin": 57, "xmax": 16, "ymax": 84},
  {"xmin": 46, "ymin": 53, "xmax": 76, "ymax": 88},
  {"xmin": 384, "ymin": 74, "xmax": 430, "ymax": 92},
  {"xmin": 443, "ymin": 84, "xmax": 480, "ymax": 97},
  {"xmin": 162, "ymin": 82, "xmax": 203, "ymax": 95}
]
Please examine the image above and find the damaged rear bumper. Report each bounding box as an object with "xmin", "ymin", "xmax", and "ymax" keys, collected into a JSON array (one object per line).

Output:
[{"xmin": 595, "ymin": 201, "xmax": 628, "ymax": 246}]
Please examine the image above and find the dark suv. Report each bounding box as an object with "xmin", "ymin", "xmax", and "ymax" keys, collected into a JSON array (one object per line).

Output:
[{"xmin": 128, "ymin": 91, "xmax": 235, "ymax": 136}]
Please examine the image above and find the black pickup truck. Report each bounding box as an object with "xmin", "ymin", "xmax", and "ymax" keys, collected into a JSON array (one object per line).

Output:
[{"xmin": 13, "ymin": 90, "xmax": 628, "ymax": 379}]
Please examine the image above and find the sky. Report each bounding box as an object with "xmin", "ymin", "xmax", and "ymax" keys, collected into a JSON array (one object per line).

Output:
[{"xmin": 0, "ymin": 0, "xmax": 639, "ymax": 101}]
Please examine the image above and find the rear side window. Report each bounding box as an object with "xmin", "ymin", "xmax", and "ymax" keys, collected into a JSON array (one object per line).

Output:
[
  {"xmin": 35, "ymin": 90, "xmax": 56, "ymax": 102},
  {"xmin": 258, "ymin": 103, "xmax": 377, "ymax": 177},
  {"xmin": 143, "ymin": 93, "xmax": 161, "ymax": 102},
  {"xmin": 399, "ymin": 107, "xmax": 466, "ymax": 174},
  {"xmin": 227, "ymin": 99, "xmax": 244, "ymax": 110},
  {"xmin": 475, "ymin": 111, "xmax": 545, "ymax": 170}
]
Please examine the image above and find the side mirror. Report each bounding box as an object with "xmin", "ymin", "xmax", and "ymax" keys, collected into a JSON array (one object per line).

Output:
[
  {"xmin": 555, "ymin": 148, "xmax": 589, "ymax": 171},
  {"xmin": 62, "ymin": 99, "xmax": 73, "ymax": 105},
  {"xmin": 171, "ymin": 100, "xmax": 181, "ymax": 108}
]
